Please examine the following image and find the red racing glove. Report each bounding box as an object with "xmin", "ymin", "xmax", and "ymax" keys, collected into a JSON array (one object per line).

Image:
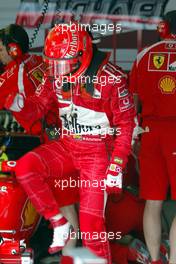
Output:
[{"xmin": 105, "ymin": 162, "xmax": 123, "ymax": 194}]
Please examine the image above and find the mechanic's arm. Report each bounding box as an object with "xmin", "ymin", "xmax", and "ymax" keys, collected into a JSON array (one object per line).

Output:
[
  {"xmin": 111, "ymin": 75, "xmax": 135, "ymax": 165},
  {"xmin": 105, "ymin": 75, "xmax": 135, "ymax": 194},
  {"xmin": 129, "ymin": 59, "xmax": 141, "ymax": 114},
  {"xmin": 5, "ymin": 77, "xmax": 55, "ymax": 129},
  {"xmin": 0, "ymin": 68, "xmax": 17, "ymax": 109},
  {"xmin": 129, "ymin": 59, "xmax": 143, "ymax": 147}
]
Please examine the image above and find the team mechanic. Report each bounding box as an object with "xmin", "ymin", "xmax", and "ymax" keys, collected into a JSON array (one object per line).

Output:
[
  {"xmin": 6, "ymin": 22, "xmax": 135, "ymax": 263},
  {"xmin": 0, "ymin": 23, "xmax": 79, "ymax": 249},
  {"xmin": 129, "ymin": 11, "xmax": 176, "ymax": 264}
]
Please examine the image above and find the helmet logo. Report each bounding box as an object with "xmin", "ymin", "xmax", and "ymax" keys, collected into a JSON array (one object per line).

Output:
[{"xmin": 66, "ymin": 32, "xmax": 78, "ymax": 58}]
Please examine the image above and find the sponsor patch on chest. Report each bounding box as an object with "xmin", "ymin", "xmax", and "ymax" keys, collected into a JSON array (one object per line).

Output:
[
  {"xmin": 158, "ymin": 75, "xmax": 176, "ymax": 94},
  {"xmin": 148, "ymin": 52, "xmax": 176, "ymax": 72}
]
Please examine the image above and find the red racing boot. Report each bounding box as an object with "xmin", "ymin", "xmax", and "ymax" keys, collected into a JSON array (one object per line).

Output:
[{"xmin": 48, "ymin": 216, "xmax": 72, "ymax": 254}]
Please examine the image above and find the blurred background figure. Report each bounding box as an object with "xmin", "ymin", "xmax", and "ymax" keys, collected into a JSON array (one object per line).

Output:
[{"xmin": 129, "ymin": 10, "xmax": 176, "ymax": 264}]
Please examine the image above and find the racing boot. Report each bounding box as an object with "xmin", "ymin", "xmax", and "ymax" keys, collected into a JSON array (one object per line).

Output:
[{"xmin": 49, "ymin": 216, "xmax": 72, "ymax": 254}]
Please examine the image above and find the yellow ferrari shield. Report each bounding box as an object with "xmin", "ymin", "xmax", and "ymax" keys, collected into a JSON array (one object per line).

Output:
[
  {"xmin": 153, "ymin": 55, "xmax": 165, "ymax": 69},
  {"xmin": 32, "ymin": 69, "xmax": 43, "ymax": 82}
]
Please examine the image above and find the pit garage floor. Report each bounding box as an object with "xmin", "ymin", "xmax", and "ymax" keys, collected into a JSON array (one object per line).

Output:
[{"xmin": 40, "ymin": 255, "xmax": 60, "ymax": 264}]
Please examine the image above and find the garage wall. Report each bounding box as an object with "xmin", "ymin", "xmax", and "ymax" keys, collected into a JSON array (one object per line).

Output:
[
  {"xmin": 0, "ymin": 0, "xmax": 20, "ymax": 28},
  {"xmin": 0, "ymin": 0, "xmax": 175, "ymax": 70}
]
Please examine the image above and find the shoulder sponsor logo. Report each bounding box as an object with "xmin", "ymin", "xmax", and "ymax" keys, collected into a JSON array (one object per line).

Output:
[
  {"xmin": 169, "ymin": 61, "xmax": 176, "ymax": 71},
  {"xmin": 158, "ymin": 76, "xmax": 176, "ymax": 94},
  {"xmin": 119, "ymin": 97, "xmax": 133, "ymax": 112},
  {"xmin": 168, "ymin": 53, "xmax": 176, "ymax": 72},
  {"xmin": 32, "ymin": 69, "xmax": 43, "ymax": 82},
  {"xmin": 29, "ymin": 66, "xmax": 46, "ymax": 89},
  {"xmin": 118, "ymin": 86, "xmax": 129, "ymax": 98},
  {"xmin": 149, "ymin": 52, "xmax": 176, "ymax": 72},
  {"xmin": 153, "ymin": 54, "xmax": 165, "ymax": 69},
  {"xmin": 149, "ymin": 52, "xmax": 168, "ymax": 71}
]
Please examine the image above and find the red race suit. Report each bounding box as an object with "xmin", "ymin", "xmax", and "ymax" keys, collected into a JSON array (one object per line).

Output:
[{"xmin": 12, "ymin": 53, "xmax": 135, "ymax": 263}]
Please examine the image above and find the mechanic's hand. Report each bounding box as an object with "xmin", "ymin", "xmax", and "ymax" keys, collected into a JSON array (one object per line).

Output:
[
  {"xmin": 131, "ymin": 116, "xmax": 139, "ymax": 146},
  {"xmin": 105, "ymin": 163, "xmax": 123, "ymax": 194},
  {"xmin": 5, "ymin": 92, "xmax": 24, "ymax": 112}
]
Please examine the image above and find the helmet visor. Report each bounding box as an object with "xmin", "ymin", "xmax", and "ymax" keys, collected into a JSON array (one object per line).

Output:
[{"xmin": 43, "ymin": 55, "xmax": 80, "ymax": 78}]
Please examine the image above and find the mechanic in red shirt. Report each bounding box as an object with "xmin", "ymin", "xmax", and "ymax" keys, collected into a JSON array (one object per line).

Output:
[
  {"xmin": 6, "ymin": 22, "xmax": 135, "ymax": 263},
  {"xmin": 129, "ymin": 11, "xmax": 176, "ymax": 264},
  {"xmin": 0, "ymin": 24, "xmax": 79, "ymax": 250},
  {"xmin": 0, "ymin": 25, "xmax": 44, "ymax": 108},
  {"xmin": 0, "ymin": 24, "xmax": 48, "ymax": 133}
]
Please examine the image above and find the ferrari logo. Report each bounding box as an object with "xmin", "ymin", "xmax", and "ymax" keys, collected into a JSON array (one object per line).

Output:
[
  {"xmin": 32, "ymin": 70, "xmax": 43, "ymax": 83},
  {"xmin": 153, "ymin": 55, "xmax": 165, "ymax": 69}
]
